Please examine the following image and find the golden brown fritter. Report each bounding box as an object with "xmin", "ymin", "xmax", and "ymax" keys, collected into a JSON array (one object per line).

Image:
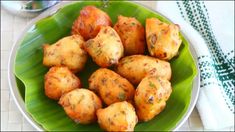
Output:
[
  {"xmin": 146, "ymin": 18, "xmax": 182, "ymax": 60},
  {"xmin": 84, "ymin": 26, "xmax": 124, "ymax": 67},
  {"xmin": 59, "ymin": 89, "xmax": 102, "ymax": 124},
  {"xmin": 97, "ymin": 101, "xmax": 138, "ymax": 131},
  {"xmin": 72, "ymin": 6, "xmax": 112, "ymax": 40},
  {"xmin": 115, "ymin": 55, "xmax": 171, "ymax": 85},
  {"xmin": 88, "ymin": 68, "xmax": 135, "ymax": 105},
  {"xmin": 43, "ymin": 35, "xmax": 87, "ymax": 73},
  {"xmin": 114, "ymin": 15, "xmax": 145, "ymax": 55},
  {"xmin": 134, "ymin": 76, "xmax": 172, "ymax": 121},
  {"xmin": 44, "ymin": 66, "xmax": 81, "ymax": 100}
]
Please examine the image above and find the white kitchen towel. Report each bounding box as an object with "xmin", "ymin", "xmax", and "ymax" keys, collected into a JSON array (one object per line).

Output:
[{"xmin": 155, "ymin": 1, "xmax": 234, "ymax": 130}]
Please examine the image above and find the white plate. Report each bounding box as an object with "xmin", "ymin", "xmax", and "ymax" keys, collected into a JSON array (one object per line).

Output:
[{"xmin": 8, "ymin": 1, "xmax": 200, "ymax": 131}]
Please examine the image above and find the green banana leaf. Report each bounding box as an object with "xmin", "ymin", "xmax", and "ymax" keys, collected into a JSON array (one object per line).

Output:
[{"xmin": 14, "ymin": 1, "xmax": 197, "ymax": 131}]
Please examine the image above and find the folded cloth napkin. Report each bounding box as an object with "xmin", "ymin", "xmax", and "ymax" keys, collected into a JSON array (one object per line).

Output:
[{"xmin": 155, "ymin": 1, "xmax": 234, "ymax": 130}]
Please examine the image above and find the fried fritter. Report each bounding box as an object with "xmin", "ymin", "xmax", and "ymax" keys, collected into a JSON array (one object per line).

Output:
[
  {"xmin": 59, "ymin": 89, "xmax": 102, "ymax": 124},
  {"xmin": 97, "ymin": 101, "xmax": 138, "ymax": 131},
  {"xmin": 146, "ymin": 18, "xmax": 182, "ymax": 60},
  {"xmin": 43, "ymin": 35, "xmax": 87, "ymax": 73},
  {"xmin": 44, "ymin": 66, "xmax": 81, "ymax": 100},
  {"xmin": 116, "ymin": 55, "xmax": 171, "ymax": 85},
  {"xmin": 134, "ymin": 76, "xmax": 172, "ymax": 121},
  {"xmin": 88, "ymin": 68, "xmax": 135, "ymax": 105},
  {"xmin": 72, "ymin": 6, "xmax": 112, "ymax": 40},
  {"xmin": 84, "ymin": 26, "xmax": 124, "ymax": 67},
  {"xmin": 114, "ymin": 15, "xmax": 145, "ymax": 55}
]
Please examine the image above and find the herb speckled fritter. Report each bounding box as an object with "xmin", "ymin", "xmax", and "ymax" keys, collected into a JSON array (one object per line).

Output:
[
  {"xmin": 59, "ymin": 89, "xmax": 102, "ymax": 124},
  {"xmin": 97, "ymin": 101, "xmax": 138, "ymax": 131},
  {"xmin": 114, "ymin": 15, "xmax": 145, "ymax": 55},
  {"xmin": 146, "ymin": 18, "xmax": 182, "ymax": 60},
  {"xmin": 84, "ymin": 26, "xmax": 124, "ymax": 67},
  {"xmin": 116, "ymin": 55, "xmax": 171, "ymax": 85},
  {"xmin": 89, "ymin": 68, "xmax": 135, "ymax": 105},
  {"xmin": 43, "ymin": 35, "xmax": 87, "ymax": 73},
  {"xmin": 44, "ymin": 66, "xmax": 81, "ymax": 100},
  {"xmin": 134, "ymin": 76, "xmax": 172, "ymax": 121},
  {"xmin": 72, "ymin": 6, "xmax": 112, "ymax": 40}
]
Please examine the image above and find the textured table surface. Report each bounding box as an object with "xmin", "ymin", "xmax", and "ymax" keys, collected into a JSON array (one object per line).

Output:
[{"xmin": 0, "ymin": 1, "xmax": 233, "ymax": 131}]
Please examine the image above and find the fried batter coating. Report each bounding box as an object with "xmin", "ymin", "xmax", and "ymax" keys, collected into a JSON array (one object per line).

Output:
[
  {"xmin": 88, "ymin": 68, "xmax": 135, "ymax": 105},
  {"xmin": 72, "ymin": 6, "xmax": 112, "ymax": 40},
  {"xmin": 116, "ymin": 55, "xmax": 171, "ymax": 85},
  {"xmin": 134, "ymin": 76, "xmax": 172, "ymax": 121},
  {"xmin": 43, "ymin": 35, "xmax": 87, "ymax": 73},
  {"xmin": 97, "ymin": 101, "xmax": 138, "ymax": 131},
  {"xmin": 114, "ymin": 15, "xmax": 145, "ymax": 55},
  {"xmin": 44, "ymin": 66, "xmax": 81, "ymax": 100},
  {"xmin": 84, "ymin": 26, "xmax": 124, "ymax": 67},
  {"xmin": 59, "ymin": 89, "xmax": 102, "ymax": 124},
  {"xmin": 146, "ymin": 18, "xmax": 182, "ymax": 60}
]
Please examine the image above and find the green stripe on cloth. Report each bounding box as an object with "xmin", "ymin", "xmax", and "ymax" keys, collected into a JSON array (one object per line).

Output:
[{"xmin": 176, "ymin": 1, "xmax": 234, "ymax": 113}]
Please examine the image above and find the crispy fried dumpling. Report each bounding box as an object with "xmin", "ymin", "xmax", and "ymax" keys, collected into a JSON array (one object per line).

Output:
[
  {"xmin": 72, "ymin": 6, "xmax": 112, "ymax": 40},
  {"xmin": 114, "ymin": 15, "xmax": 145, "ymax": 55},
  {"xmin": 97, "ymin": 101, "xmax": 138, "ymax": 131},
  {"xmin": 116, "ymin": 55, "xmax": 171, "ymax": 85},
  {"xmin": 134, "ymin": 76, "xmax": 172, "ymax": 121},
  {"xmin": 44, "ymin": 66, "xmax": 81, "ymax": 100},
  {"xmin": 88, "ymin": 68, "xmax": 135, "ymax": 105},
  {"xmin": 59, "ymin": 89, "xmax": 102, "ymax": 124},
  {"xmin": 84, "ymin": 26, "xmax": 124, "ymax": 67},
  {"xmin": 43, "ymin": 35, "xmax": 87, "ymax": 73},
  {"xmin": 146, "ymin": 18, "xmax": 182, "ymax": 60}
]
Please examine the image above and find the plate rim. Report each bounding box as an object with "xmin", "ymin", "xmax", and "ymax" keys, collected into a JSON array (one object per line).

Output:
[{"xmin": 7, "ymin": 1, "xmax": 200, "ymax": 131}]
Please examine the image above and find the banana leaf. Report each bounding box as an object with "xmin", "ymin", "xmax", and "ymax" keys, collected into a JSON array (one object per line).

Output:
[{"xmin": 14, "ymin": 1, "xmax": 197, "ymax": 131}]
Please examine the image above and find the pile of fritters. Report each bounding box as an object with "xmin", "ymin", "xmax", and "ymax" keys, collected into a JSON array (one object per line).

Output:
[{"xmin": 42, "ymin": 5, "xmax": 182, "ymax": 131}]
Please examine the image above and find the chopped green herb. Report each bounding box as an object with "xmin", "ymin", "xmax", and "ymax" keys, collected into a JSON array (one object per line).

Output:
[
  {"xmin": 150, "ymin": 43, "xmax": 155, "ymax": 49},
  {"xmin": 122, "ymin": 59, "xmax": 130, "ymax": 64},
  {"xmin": 122, "ymin": 58, "xmax": 134, "ymax": 64},
  {"xmin": 149, "ymin": 81, "xmax": 156, "ymax": 88},
  {"xmin": 120, "ymin": 110, "xmax": 126, "ymax": 115},
  {"xmin": 118, "ymin": 92, "xmax": 126, "ymax": 101},
  {"xmin": 96, "ymin": 49, "xmax": 102, "ymax": 56},
  {"xmin": 71, "ymin": 104, "xmax": 76, "ymax": 110},
  {"xmin": 77, "ymin": 94, "xmax": 85, "ymax": 104}
]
